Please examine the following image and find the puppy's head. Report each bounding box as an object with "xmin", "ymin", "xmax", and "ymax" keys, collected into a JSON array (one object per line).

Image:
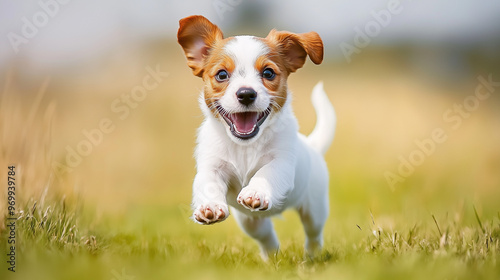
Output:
[{"xmin": 177, "ymin": 15, "xmax": 323, "ymax": 142}]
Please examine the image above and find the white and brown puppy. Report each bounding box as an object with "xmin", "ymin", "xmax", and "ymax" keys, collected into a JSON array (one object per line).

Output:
[{"xmin": 177, "ymin": 15, "xmax": 336, "ymax": 259}]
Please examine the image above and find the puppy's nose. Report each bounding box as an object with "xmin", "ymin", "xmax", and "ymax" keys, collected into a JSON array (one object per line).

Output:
[{"xmin": 236, "ymin": 87, "xmax": 257, "ymax": 106}]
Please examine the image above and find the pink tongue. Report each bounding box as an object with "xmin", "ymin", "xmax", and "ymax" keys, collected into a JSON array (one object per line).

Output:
[{"xmin": 231, "ymin": 112, "xmax": 259, "ymax": 134}]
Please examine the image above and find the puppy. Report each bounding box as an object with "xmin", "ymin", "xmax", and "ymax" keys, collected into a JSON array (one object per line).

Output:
[{"xmin": 177, "ymin": 15, "xmax": 336, "ymax": 259}]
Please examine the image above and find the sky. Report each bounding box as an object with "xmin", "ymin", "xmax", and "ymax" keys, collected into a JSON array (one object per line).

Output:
[{"xmin": 1, "ymin": 0, "xmax": 499, "ymax": 70}]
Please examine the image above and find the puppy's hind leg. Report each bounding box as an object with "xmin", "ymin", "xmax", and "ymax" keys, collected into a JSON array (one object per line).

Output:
[
  {"xmin": 297, "ymin": 193, "xmax": 329, "ymax": 257},
  {"xmin": 232, "ymin": 208, "xmax": 279, "ymax": 261}
]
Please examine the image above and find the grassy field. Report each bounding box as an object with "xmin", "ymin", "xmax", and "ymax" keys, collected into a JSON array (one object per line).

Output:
[{"xmin": 1, "ymin": 48, "xmax": 500, "ymax": 279}]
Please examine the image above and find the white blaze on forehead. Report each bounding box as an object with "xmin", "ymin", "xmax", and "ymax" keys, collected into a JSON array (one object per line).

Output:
[
  {"xmin": 218, "ymin": 35, "xmax": 272, "ymax": 113},
  {"xmin": 224, "ymin": 36, "xmax": 269, "ymax": 79}
]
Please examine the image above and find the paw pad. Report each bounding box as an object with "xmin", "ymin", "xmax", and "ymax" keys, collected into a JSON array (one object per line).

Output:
[
  {"xmin": 237, "ymin": 190, "xmax": 270, "ymax": 211},
  {"xmin": 193, "ymin": 204, "xmax": 227, "ymax": 224}
]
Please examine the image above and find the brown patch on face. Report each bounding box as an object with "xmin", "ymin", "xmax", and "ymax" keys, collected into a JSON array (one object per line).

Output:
[
  {"xmin": 254, "ymin": 52, "xmax": 288, "ymax": 112},
  {"xmin": 201, "ymin": 37, "xmax": 236, "ymax": 116},
  {"xmin": 256, "ymin": 30, "xmax": 324, "ymax": 113}
]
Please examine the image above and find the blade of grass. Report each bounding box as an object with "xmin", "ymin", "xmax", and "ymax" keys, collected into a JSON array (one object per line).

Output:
[
  {"xmin": 473, "ymin": 205, "xmax": 485, "ymax": 234},
  {"xmin": 432, "ymin": 214, "xmax": 442, "ymax": 237}
]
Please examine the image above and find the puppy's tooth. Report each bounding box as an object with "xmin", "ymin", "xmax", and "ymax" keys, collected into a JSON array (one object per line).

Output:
[{"xmin": 205, "ymin": 209, "xmax": 214, "ymax": 219}]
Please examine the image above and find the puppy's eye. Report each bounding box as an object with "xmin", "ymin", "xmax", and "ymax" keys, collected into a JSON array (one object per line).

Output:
[
  {"xmin": 215, "ymin": 70, "xmax": 229, "ymax": 82},
  {"xmin": 262, "ymin": 68, "xmax": 276, "ymax": 80}
]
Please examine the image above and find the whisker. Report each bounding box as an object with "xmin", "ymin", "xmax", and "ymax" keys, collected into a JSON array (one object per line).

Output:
[{"xmin": 269, "ymin": 100, "xmax": 282, "ymax": 112}]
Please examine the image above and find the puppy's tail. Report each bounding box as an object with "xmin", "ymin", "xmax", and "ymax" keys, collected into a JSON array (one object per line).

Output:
[{"xmin": 307, "ymin": 81, "xmax": 336, "ymax": 155}]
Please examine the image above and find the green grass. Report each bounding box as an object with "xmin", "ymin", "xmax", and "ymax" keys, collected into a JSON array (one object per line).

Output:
[{"xmin": 1, "ymin": 193, "xmax": 499, "ymax": 280}]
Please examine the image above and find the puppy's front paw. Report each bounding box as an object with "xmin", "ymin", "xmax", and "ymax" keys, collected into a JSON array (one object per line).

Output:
[
  {"xmin": 193, "ymin": 204, "xmax": 228, "ymax": 225},
  {"xmin": 237, "ymin": 188, "xmax": 271, "ymax": 212}
]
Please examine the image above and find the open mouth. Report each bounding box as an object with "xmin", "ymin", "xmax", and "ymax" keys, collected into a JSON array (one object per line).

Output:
[{"xmin": 216, "ymin": 105, "xmax": 270, "ymax": 140}]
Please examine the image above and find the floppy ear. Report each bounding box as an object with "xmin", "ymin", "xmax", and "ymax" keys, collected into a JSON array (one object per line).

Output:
[
  {"xmin": 266, "ymin": 30, "xmax": 323, "ymax": 73},
  {"xmin": 177, "ymin": 15, "xmax": 223, "ymax": 77}
]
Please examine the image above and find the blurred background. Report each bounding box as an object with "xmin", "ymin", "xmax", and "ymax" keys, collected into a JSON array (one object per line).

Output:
[{"xmin": 1, "ymin": 0, "xmax": 500, "ymax": 262}]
